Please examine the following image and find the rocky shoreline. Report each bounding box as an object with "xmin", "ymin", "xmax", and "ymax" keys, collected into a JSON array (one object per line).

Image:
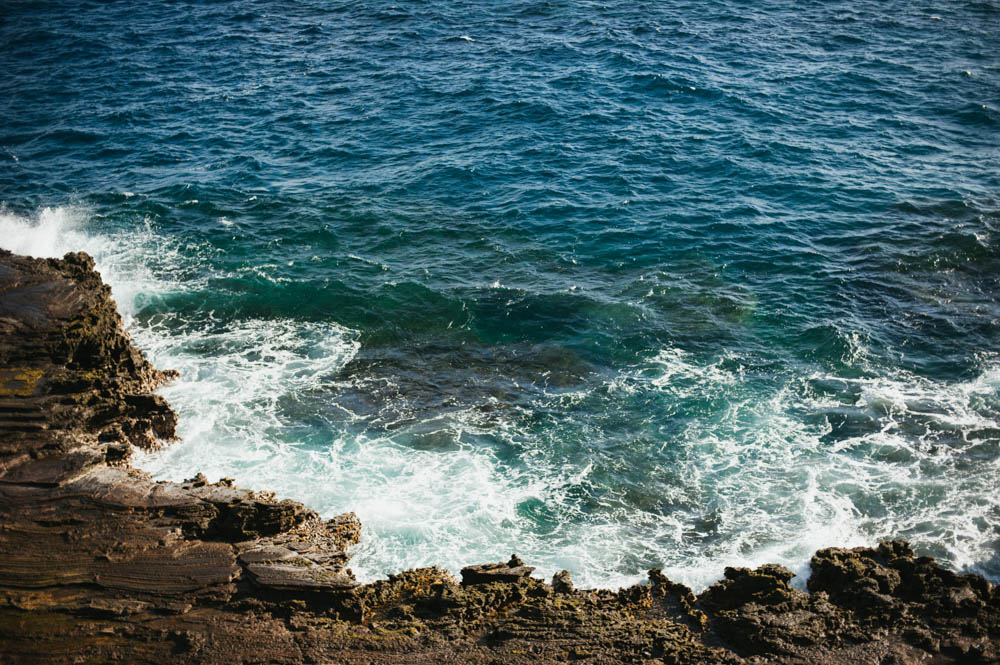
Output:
[{"xmin": 1, "ymin": 248, "xmax": 997, "ymax": 664}]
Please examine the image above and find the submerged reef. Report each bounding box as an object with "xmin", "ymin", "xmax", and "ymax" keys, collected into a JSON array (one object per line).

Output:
[{"xmin": 0, "ymin": 249, "xmax": 997, "ymax": 664}]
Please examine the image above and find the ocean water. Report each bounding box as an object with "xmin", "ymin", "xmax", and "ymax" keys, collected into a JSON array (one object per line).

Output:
[{"xmin": 2, "ymin": 0, "xmax": 999, "ymax": 591}]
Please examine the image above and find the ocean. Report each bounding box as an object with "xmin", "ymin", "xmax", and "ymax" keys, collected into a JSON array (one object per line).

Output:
[{"xmin": 1, "ymin": 0, "xmax": 998, "ymax": 591}]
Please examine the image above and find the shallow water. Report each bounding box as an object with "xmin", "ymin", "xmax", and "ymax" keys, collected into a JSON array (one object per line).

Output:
[{"xmin": 1, "ymin": 0, "xmax": 999, "ymax": 590}]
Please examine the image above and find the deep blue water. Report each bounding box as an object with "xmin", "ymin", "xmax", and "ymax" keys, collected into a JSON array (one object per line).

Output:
[{"xmin": 2, "ymin": 0, "xmax": 999, "ymax": 589}]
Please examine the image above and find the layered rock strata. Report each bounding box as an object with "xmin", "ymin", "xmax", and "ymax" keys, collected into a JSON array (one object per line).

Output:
[{"xmin": 0, "ymin": 249, "xmax": 997, "ymax": 664}]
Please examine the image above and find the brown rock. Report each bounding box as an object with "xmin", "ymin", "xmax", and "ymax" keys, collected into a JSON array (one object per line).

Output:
[
  {"xmin": 552, "ymin": 569, "xmax": 574, "ymax": 594},
  {"xmin": 461, "ymin": 554, "xmax": 537, "ymax": 585}
]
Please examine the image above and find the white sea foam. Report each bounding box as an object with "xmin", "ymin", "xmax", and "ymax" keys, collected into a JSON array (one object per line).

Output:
[
  {"xmin": 0, "ymin": 205, "xmax": 94, "ymax": 261},
  {"xmin": 1, "ymin": 205, "xmax": 997, "ymax": 591},
  {"xmin": 622, "ymin": 345, "xmax": 1000, "ymax": 589},
  {"xmin": 0, "ymin": 204, "xmax": 196, "ymax": 322},
  {"xmin": 131, "ymin": 316, "xmax": 361, "ymax": 482}
]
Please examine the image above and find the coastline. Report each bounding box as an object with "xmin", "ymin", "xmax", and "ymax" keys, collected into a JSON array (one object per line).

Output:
[{"xmin": 1, "ymin": 249, "xmax": 997, "ymax": 664}]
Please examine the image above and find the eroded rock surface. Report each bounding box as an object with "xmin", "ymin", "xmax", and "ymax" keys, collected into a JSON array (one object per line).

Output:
[{"xmin": 1, "ymin": 249, "xmax": 997, "ymax": 664}]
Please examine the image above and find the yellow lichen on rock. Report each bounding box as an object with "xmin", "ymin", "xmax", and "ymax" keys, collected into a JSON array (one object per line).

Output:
[{"xmin": 0, "ymin": 367, "xmax": 45, "ymax": 397}]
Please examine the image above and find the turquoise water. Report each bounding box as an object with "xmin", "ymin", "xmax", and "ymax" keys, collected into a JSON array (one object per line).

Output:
[{"xmin": 1, "ymin": 0, "xmax": 999, "ymax": 589}]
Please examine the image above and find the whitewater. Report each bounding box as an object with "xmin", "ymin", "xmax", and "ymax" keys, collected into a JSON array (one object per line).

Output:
[
  {"xmin": 2, "ymin": 204, "xmax": 998, "ymax": 591},
  {"xmin": 2, "ymin": 0, "xmax": 999, "ymax": 591}
]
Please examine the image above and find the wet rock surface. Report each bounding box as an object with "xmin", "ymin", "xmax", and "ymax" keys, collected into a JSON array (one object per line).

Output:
[{"xmin": 1, "ymin": 249, "xmax": 997, "ymax": 664}]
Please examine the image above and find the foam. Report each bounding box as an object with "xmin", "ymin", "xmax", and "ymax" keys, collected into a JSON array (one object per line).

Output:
[
  {"xmin": 1, "ymin": 206, "xmax": 997, "ymax": 591},
  {"xmin": 0, "ymin": 205, "xmax": 95, "ymax": 261},
  {"xmin": 574, "ymin": 343, "xmax": 1000, "ymax": 590},
  {"xmin": 0, "ymin": 204, "xmax": 196, "ymax": 322}
]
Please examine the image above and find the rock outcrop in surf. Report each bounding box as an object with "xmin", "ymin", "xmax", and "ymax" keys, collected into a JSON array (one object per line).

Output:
[{"xmin": 1, "ymin": 249, "xmax": 997, "ymax": 664}]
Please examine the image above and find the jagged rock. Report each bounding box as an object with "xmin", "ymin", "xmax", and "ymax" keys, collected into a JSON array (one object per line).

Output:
[
  {"xmin": 461, "ymin": 554, "xmax": 536, "ymax": 585},
  {"xmin": 700, "ymin": 564, "xmax": 798, "ymax": 612},
  {"xmin": 552, "ymin": 569, "xmax": 573, "ymax": 594},
  {"xmin": 808, "ymin": 541, "xmax": 1000, "ymax": 656},
  {"xmin": 237, "ymin": 513, "xmax": 361, "ymax": 593},
  {"xmin": 698, "ymin": 563, "xmax": 831, "ymax": 656}
]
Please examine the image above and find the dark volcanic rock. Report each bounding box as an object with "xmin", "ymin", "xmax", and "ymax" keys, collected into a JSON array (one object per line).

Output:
[
  {"xmin": 552, "ymin": 569, "xmax": 574, "ymax": 594},
  {"xmin": 0, "ymin": 249, "xmax": 997, "ymax": 664},
  {"xmin": 462, "ymin": 554, "xmax": 537, "ymax": 585},
  {"xmin": 808, "ymin": 541, "xmax": 1000, "ymax": 659}
]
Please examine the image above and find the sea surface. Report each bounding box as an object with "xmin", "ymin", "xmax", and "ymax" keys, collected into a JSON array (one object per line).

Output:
[{"xmin": 2, "ymin": 0, "xmax": 999, "ymax": 590}]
